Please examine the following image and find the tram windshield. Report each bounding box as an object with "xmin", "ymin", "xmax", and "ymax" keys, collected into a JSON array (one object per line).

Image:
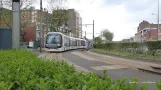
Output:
[{"xmin": 46, "ymin": 34, "xmax": 62, "ymax": 44}]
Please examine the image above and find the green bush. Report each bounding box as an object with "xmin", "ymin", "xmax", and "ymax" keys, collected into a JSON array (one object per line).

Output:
[
  {"xmin": 93, "ymin": 44, "xmax": 106, "ymax": 49},
  {"xmin": 1, "ymin": 50, "xmax": 159, "ymax": 89},
  {"xmin": 145, "ymin": 40, "xmax": 161, "ymax": 55},
  {"xmin": 93, "ymin": 41, "xmax": 161, "ymax": 55}
]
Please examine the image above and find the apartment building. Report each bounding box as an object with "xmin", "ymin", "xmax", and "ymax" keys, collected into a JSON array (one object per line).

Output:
[
  {"xmin": 135, "ymin": 20, "xmax": 161, "ymax": 42},
  {"xmin": 67, "ymin": 9, "xmax": 82, "ymax": 38}
]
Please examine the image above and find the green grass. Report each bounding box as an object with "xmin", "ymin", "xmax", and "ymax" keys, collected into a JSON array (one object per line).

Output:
[
  {"xmin": 92, "ymin": 48, "xmax": 161, "ymax": 62},
  {"xmin": 0, "ymin": 50, "xmax": 161, "ymax": 90}
]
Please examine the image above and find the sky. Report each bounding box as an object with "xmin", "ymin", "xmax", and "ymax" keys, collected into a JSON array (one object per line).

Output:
[{"xmin": 34, "ymin": 0, "xmax": 160, "ymax": 41}]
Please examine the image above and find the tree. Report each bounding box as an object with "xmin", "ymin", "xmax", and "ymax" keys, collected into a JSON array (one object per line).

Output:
[
  {"xmin": 102, "ymin": 29, "xmax": 114, "ymax": 42},
  {"xmin": 121, "ymin": 37, "xmax": 134, "ymax": 42},
  {"xmin": 47, "ymin": 0, "xmax": 69, "ymax": 32},
  {"xmin": 49, "ymin": 9, "xmax": 69, "ymax": 32},
  {"xmin": 0, "ymin": 0, "xmax": 36, "ymax": 27},
  {"xmin": 95, "ymin": 36, "xmax": 102, "ymax": 44},
  {"xmin": 0, "ymin": 7, "xmax": 12, "ymax": 28},
  {"xmin": 0, "ymin": 0, "xmax": 37, "ymax": 42}
]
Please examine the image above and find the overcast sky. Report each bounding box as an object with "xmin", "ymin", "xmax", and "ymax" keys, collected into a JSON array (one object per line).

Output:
[{"xmin": 34, "ymin": 0, "xmax": 160, "ymax": 41}]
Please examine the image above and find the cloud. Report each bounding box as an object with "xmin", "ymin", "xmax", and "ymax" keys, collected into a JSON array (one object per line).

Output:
[
  {"xmin": 101, "ymin": 0, "xmax": 125, "ymax": 7},
  {"xmin": 33, "ymin": 0, "xmax": 161, "ymax": 41},
  {"xmin": 123, "ymin": 0, "xmax": 158, "ymax": 23}
]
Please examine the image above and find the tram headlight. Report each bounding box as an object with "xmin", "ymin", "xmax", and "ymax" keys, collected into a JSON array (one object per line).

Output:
[{"xmin": 57, "ymin": 44, "xmax": 60, "ymax": 46}]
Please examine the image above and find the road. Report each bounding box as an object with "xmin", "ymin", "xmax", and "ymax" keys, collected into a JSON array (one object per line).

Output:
[{"xmin": 57, "ymin": 50, "xmax": 161, "ymax": 90}]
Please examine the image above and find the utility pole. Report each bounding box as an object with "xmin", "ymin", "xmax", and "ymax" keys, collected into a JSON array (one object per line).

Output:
[
  {"xmin": 85, "ymin": 31, "xmax": 86, "ymax": 39},
  {"xmin": 40, "ymin": 0, "xmax": 43, "ymax": 52},
  {"xmin": 101, "ymin": 31, "xmax": 103, "ymax": 40},
  {"xmin": 81, "ymin": 31, "xmax": 82, "ymax": 38},
  {"xmin": 12, "ymin": 0, "xmax": 20, "ymax": 49},
  {"xmin": 93, "ymin": 20, "xmax": 95, "ymax": 42},
  {"xmin": 158, "ymin": 0, "xmax": 160, "ymax": 40},
  {"xmin": 149, "ymin": 23, "xmax": 151, "ymax": 41},
  {"xmin": 46, "ymin": 10, "xmax": 48, "ymax": 34},
  {"xmin": 82, "ymin": 20, "xmax": 95, "ymax": 41},
  {"xmin": 0, "ymin": 0, "xmax": 2, "ymax": 27}
]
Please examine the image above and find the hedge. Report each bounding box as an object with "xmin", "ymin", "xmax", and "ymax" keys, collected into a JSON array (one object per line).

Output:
[
  {"xmin": 94, "ymin": 41, "xmax": 161, "ymax": 55},
  {"xmin": 2, "ymin": 50, "xmax": 161, "ymax": 89}
]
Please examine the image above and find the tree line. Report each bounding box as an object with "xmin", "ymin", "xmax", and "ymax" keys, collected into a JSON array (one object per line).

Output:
[
  {"xmin": 94, "ymin": 29, "xmax": 114, "ymax": 43},
  {"xmin": 0, "ymin": 0, "xmax": 68, "ymax": 41}
]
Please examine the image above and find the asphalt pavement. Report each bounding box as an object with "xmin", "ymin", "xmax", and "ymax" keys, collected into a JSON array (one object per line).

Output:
[{"xmin": 61, "ymin": 50, "xmax": 161, "ymax": 90}]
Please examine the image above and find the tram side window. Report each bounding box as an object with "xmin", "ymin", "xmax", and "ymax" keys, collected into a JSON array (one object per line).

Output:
[
  {"xmin": 74, "ymin": 40, "xmax": 76, "ymax": 46},
  {"xmin": 78, "ymin": 40, "xmax": 80, "ymax": 46},
  {"xmin": 77, "ymin": 40, "xmax": 78, "ymax": 46},
  {"xmin": 70, "ymin": 39, "xmax": 73, "ymax": 46},
  {"xmin": 81, "ymin": 40, "xmax": 83, "ymax": 46},
  {"xmin": 80, "ymin": 40, "xmax": 82, "ymax": 46},
  {"xmin": 65, "ymin": 37, "xmax": 69, "ymax": 46},
  {"xmin": 67, "ymin": 38, "xmax": 70, "ymax": 46},
  {"xmin": 76, "ymin": 40, "xmax": 78, "ymax": 46},
  {"xmin": 64, "ymin": 37, "xmax": 67, "ymax": 46},
  {"xmin": 72, "ymin": 40, "xmax": 74, "ymax": 46},
  {"xmin": 68, "ymin": 38, "xmax": 71, "ymax": 46},
  {"xmin": 79, "ymin": 40, "xmax": 80, "ymax": 46},
  {"xmin": 82, "ymin": 41, "xmax": 85, "ymax": 46}
]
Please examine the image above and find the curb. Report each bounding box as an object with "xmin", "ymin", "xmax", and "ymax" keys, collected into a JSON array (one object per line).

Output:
[{"xmin": 137, "ymin": 68, "xmax": 161, "ymax": 75}]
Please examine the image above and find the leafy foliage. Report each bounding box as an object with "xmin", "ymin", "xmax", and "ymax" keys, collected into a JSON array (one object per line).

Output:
[
  {"xmin": 121, "ymin": 37, "xmax": 134, "ymax": 42},
  {"xmin": 49, "ymin": 9, "xmax": 69, "ymax": 32},
  {"xmin": 94, "ymin": 40, "xmax": 161, "ymax": 56},
  {"xmin": 0, "ymin": 50, "xmax": 158, "ymax": 89},
  {"xmin": 102, "ymin": 29, "xmax": 114, "ymax": 42},
  {"xmin": 0, "ymin": 0, "xmax": 36, "ymax": 28},
  {"xmin": 94, "ymin": 42, "xmax": 142, "ymax": 52},
  {"xmin": 0, "ymin": 8, "xmax": 12, "ymax": 28},
  {"xmin": 145, "ymin": 40, "xmax": 161, "ymax": 56},
  {"xmin": 94, "ymin": 36, "xmax": 103, "ymax": 44}
]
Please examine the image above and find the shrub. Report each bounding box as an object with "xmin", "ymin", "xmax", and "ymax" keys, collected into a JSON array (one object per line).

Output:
[
  {"xmin": 93, "ymin": 41, "xmax": 161, "ymax": 55},
  {"xmin": 0, "ymin": 50, "xmax": 152, "ymax": 90},
  {"xmin": 145, "ymin": 40, "xmax": 161, "ymax": 56}
]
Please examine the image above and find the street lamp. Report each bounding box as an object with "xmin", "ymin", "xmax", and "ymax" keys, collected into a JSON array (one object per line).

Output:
[
  {"xmin": 152, "ymin": 0, "xmax": 160, "ymax": 40},
  {"xmin": 152, "ymin": 13, "xmax": 158, "ymax": 23},
  {"xmin": 82, "ymin": 20, "xmax": 95, "ymax": 42},
  {"xmin": 152, "ymin": 12, "xmax": 160, "ymax": 40}
]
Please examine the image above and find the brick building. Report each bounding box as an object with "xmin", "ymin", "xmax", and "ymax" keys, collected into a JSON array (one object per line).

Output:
[
  {"xmin": 21, "ymin": 7, "xmax": 49, "ymax": 45},
  {"xmin": 135, "ymin": 20, "xmax": 161, "ymax": 42}
]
